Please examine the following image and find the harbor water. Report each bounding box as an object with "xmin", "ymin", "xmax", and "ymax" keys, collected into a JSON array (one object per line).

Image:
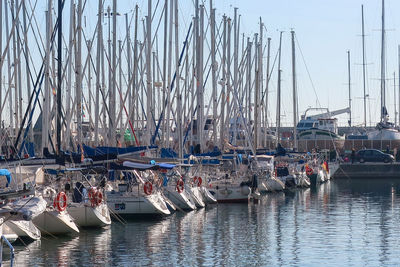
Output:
[{"xmin": 6, "ymin": 178, "xmax": 400, "ymax": 267}]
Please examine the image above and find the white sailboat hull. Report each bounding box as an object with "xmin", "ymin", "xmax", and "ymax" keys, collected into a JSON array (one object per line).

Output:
[
  {"xmin": 163, "ymin": 187, "xmax": 197, "ymax": 210},
  {"xmin": 68, "ymin": 203, "xmax": 111, "ymax": 227},
  {"xmin": 265, "ymin": 177, "xmax": 285, "ymax": 191},
  {"xmin": 106, "ymin": 192, "xmax": 171, "ymax": 216},
  {"xmin": 32, "ymin": 210, "xmax": 80, "ymax": 235},
  {"xmin": 207, "ymin": 184, "xmax": 250, "ymax": 203},
  {"xmin": 189, "ymin": 187, "xmax": 206, "ymax": 208},
  {"xmin": 367, "ymin": 128, "xmax": 400, "ymax": 140},
  {"xmin": 200, "ymin": 187, "xmax": 217, "ymax": 204},
  {"xmin": 5, "ymin": 220, "xmax": 41, "ymax": 240}
]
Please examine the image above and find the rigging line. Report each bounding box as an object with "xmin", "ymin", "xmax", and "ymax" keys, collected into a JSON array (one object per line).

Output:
[{"xmin": 294, "ymin": 33, "xmax": 321, "ymax": 108}]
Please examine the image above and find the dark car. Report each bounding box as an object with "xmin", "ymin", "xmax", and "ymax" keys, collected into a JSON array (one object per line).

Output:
[{"xmin": 356, "ymin": 149, "xmax": 394, "ymax": 163}]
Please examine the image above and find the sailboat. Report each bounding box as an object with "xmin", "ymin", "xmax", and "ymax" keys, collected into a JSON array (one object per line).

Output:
[{"xmin": 367, "ymin": 0, "xmax": 400, "ymax": 141}]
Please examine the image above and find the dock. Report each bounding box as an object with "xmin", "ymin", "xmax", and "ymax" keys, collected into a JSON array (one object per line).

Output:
[{"xmin": 333, "ymin": 162, "xmax": 400, "ymax": 179}]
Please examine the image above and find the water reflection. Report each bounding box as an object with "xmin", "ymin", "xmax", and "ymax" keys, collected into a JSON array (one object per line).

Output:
[{"xmin": 7, "ymin": 179, "xmax": 400, "ymax": 266}]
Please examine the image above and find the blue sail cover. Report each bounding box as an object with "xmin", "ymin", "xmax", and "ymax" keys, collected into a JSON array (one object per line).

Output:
[
  {"xmin": 122, "ymin": 161, "xmax": 160, "ymax": 170},
  {"xmin": 157, "ymin": 163, "xmax": 176, "ymax": 169},
  {"xmin": 83, "ymin": 145, "xmax": 157, "ymax": 157},
  {"xmin": 0, "ymin": 169, "xmax": 12, "ymax": 187}
]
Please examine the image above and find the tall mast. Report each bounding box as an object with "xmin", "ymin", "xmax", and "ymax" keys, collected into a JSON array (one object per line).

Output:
[
  {"xmin": 275, "ymin": 31, "xmax": 283, "ymax": 147},
  {"xmin": 94, "ymin": 0, "xmax": 102, "ymax": 146},
  {"xmin": 175, "ymin": 0, "xmax": 182, "ymax": 158},
  {"xmin": 22, "ymin": 0, "xmax": 32, "ymax": 142},
  {"xmin": 133, "ymin": 5, "xmax": 138, "ymax": 131},
  {"xmin": 210, "ymin": 1, "xmax": 217, "ymax": 145},
  {"xmin": 233, "ymin": 8, "xmax": 238, "ymax": 146},
  {"xmin": 0, "ymin": 0, "xmax": 3, "ymax": 132},
  {"xmin": 291, "ymin": 30, "xmax": 298, "ymax": 151},
  {"xmin": 394, "ymin": 72, "xmax": 397, "ymax": 126},
  {"xmin": 220, "ymin": 16, "xmax": 227, "ymax": 149},
  {"xmin": 161, "ymin": 0, "xmax": 168, "ymax": 147},
  {"xmin": 41, "ymin": 1, "xmax": 51, "ymax": 154},
  {"xmin": 264, "ymin": 37, "xmax": 271, "ymax": 146},
  {"xmin": 146, "ymin": 0, "xmax": 152, "ymax": 146},
  {"xmin": 57, "ymin": 0, "xmax": 62, "ymax": 154},
  {"xmin": 380, "ymin": 0, "xmax": 386, "ymax": 121},
  {"xmin": 111, "ymin": 0, "xmax": 117, "ymax": 145},
  {"xmin": 347, "ymin": 50, "xmax": 351, "ymax": 127},
  {"xmin": 125, "ymin": 13, "xmax": 132, "ymax": 141},
  {"xmin": 258, "ymin": 18, "xmax": 263, "ymax": 148},
  {"xmin": 166, "ymin": 0, "xmax": 173, "ymax": 147},
  {"xmin": 361, "ymin": 5, "xmax": 367, "ymax": 128},
  {"xmin": 76, "ymin": 0, "xmax": 83, "ymax": 149}
]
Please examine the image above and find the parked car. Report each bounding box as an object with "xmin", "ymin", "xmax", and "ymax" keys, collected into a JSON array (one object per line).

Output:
[{"xmin": 356, "ymin": 149, "xmax": 394, "ymax": 163}]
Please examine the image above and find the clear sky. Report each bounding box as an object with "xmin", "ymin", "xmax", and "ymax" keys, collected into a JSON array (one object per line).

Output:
[{"xmin": 29, "ymin": 0, "xmax": 400, "ymax": 128}]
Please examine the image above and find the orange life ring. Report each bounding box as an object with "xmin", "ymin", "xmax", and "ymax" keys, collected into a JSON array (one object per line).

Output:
[
  {"xmin": 94, "ymin": 191, "xmax": 103, "ymax": 205},
  {"xmin": 53, "ymin": 191, "xmax": 67, "ymax": 212},
  {"xmin": 306, "ymin": 167, "xmax": 314, "ymax": 176},
  {"xmin": 176, "ymin": 179, "xmax": 184, "ymax": 193},
  {"xmin": 144, "ymin": 181, "xmax": 153, "ymax": 195},
  {"xmin": 196, "ymin": 177, "xmax": 202, "ymax": 187}
]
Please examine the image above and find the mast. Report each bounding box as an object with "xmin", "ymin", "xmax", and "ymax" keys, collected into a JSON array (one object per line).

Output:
[
  {"xmin": 347, "ymin": 50, "xmax": 351, "ymax": 127},
  {"xmin": 254, "ymin": 33, "xmax": 259, "ymax": 149},
  {"xmin": 125, "ymin": 13, "xmax": 132, "ymax": 142},
  {"xmin": 94, "ymin": 0, "xmax": 102, "ymax": 146},
  {"xmin": 57, "ymin": 0, "xmax": 62, "ymax": 154},
  {"xmin": 291, "ymin": 30, "xmax": 298, "ymax": 151},
  {"xmin": 22, "ymin": 0, "xmax": 32, "ymax": 142},
  {"xmin": 146, "ymin": 0, "xmax": 152, "ymax": 146},
  {"xmin": 393, "ymin": 72, "xmax": 397, "ymax": 126},
  {"xmin": 76, "ymin": 0, "xmax": 83, "ymax": 149},
  {"xmin": 361, "ymin": 5, "xmax": 367, "ymax": 128},
  {"xmin": 12, "ymin": 0, "xmax": 18, "ymax": 137},
  {"xmin": 133, "ymin": 5, "xmax": 138, "ymax": 131},
  {"xmin": 233, "ymin": 8, "xmax": 238, "ymax": 146},
  {"xmin": 166, "ymin": 0, "xmax": 173, "ymax": 147},
  {"xmin": 161, "ymin": 0, "xmax": 168, "ymax": 147},
  {"xmin": 41, "ymin": 1, "xmax": 51, "ymax": 154},
  {"xmin": 210, "ymin": 1, "xmax": 217, "ymax": 145},
  {"xmin": 380, "ymin": 0, "xmax": 386, "ymax": 121},
  {"xmin": 258, "ymin": 18, "xmax": 263, "ymax": 148},
  {"xmin": 175, "ymin": 0, "xmax": 182, "ymax": 158},
  {"xmin": 0, "ymin": 0, "xmax": 2, "ymax": 132},
  {"xmin": 264, "ymin": 37, "xmax": 271, "ymax": 146},
  {"xmin": 394, "ymin": 72, "xmax": 397, "ymax": 126},
  {"xmin": 275, "ymin": 31, "xmax": 283, "ymax": 147},
  {"xmin": 112, "ymin": 0, "xmax": 117, "ymax": 145},
  {"xmin": 220, "ymin": 16, "xmax": 227, "ymax": 149}
]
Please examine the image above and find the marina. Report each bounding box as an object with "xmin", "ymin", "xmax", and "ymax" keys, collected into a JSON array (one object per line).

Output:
[{"xmin": 0, "ymin": 0, "xmax": 399, "ymax": 266}]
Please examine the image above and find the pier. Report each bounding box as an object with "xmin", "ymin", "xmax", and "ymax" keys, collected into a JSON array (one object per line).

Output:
[{"xmin": 333, "ymin": 162, "xmax": 400, "ymax": 179}]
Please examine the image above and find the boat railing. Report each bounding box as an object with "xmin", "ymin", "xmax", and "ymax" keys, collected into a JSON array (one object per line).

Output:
[{"xmin": 0, "ymin": 235, "xmax": 15, "ymax": 266}]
